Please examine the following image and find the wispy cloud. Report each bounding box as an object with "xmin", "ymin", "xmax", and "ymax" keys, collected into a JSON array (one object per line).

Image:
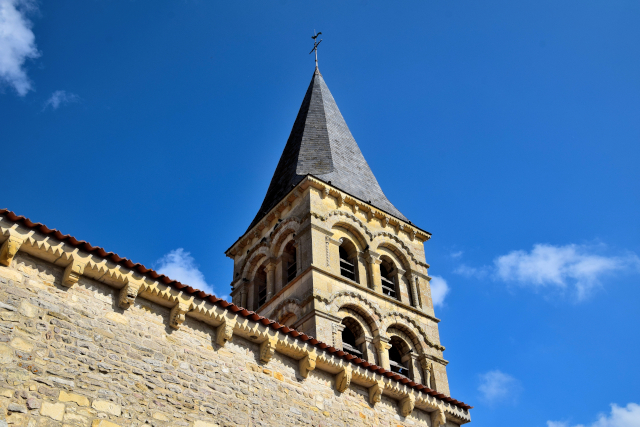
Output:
[
  {"xmin": 450, "ymin": 251, "xmax": 464, "ymax": 259},
  {"xmin": 43, "ymin": 90, "xmax": 80, "ymax": 110},
  {"xmin": 429, "ymin": 275, "xmax": 449, "ymax": 307},
  {"xmin": 156, "ymin": 248, "xmax": 221, "ymax": 297},
  {"xmin": 478, "ymin": 370, "xmax": 521, "ymax": 405},
  {"xmin": 0, "ymin": 0, "xmax": 39, "ymax": 96},
  {"xmin": 547, "ymin": 402, "xmax": 640, "ymax": 427},
  {"xmin": 454, "ymin": 243, "xmax": 639, "ymax": 301}
]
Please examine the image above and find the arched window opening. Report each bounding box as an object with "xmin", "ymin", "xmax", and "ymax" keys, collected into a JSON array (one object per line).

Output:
[
  {"xmin": 283, "ymin": 241, "xmax": 297, "ymax": 284},
  {"xmin": 279, "ymin": 313, "xmax": 297, "ymax": 327},
  {"xmin": 341, "ymin": 318, "xmax": 364, "ymax": 358},
  {"xmin": 255, "ymin": 266, "xmax": 267, "ymax": 308},
  {"xmin": 339, "ymin": 239, "xmax": 358, "ymax": 282},
  {"xmin": 380, "ymin": 258, "xmax": 398, "ymax": 299},
  {"xmin": 388, "ymin": 336, "xmax": 411, "ymax": 377}
]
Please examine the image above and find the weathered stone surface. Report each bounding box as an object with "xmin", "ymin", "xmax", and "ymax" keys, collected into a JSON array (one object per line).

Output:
[
  {"xmin": 26, "ymin": 397, "xmax": 41, "ymax": 409},
  {"xmin": 18, "ymin": 300, "xmax": 38, "ymax": 318},
  {"xmin": 193, "ymin": 422, "xmax": 219, "ymax": 427},
  {"xmin": 91, "ymin": 421, "xmax": 122, "ymax": 427},
  {"xmin": 40, "ymin": 401, "xmax": 65, "ymax": 421},
  {"xmin": 104, "ymin": 312, "xmax": 128, "ymax": 325},
  {"xmin": 0, "ymin": 343, "xmax": 13, "ymax": 363},
  {"xmin": 7, "ymin": 402, "xmax": 27, "ymax": 413},
  {"xmin": 59, "ymin": 390, "xmax": 90, "ymax": 406},
  {"xmin": 9, "ymin": 336, "xmax": 33, "ymax": 352},
  {"xmin": 91, "ymin": 400, "xmax": 121, "ymax": 416}
]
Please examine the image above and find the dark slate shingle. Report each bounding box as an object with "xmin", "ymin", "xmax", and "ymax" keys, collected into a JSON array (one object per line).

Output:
[{"xmin": 248, "ymin": 68, "xmax": 406, "ymax": 230}]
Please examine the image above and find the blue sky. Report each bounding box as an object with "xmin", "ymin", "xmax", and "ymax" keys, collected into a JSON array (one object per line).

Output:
[{"xmin": 1, "ymin": 1, "xmax": 639, "ymax": 426}]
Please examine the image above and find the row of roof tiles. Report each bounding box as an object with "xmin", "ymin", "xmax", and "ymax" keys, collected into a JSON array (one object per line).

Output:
[{"xmin": 0, "ymin": 208, "xmax": 471, "ymax": 411}]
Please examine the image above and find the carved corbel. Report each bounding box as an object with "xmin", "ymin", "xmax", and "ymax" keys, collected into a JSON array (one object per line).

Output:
[
  {"xmin": 0, "ymin": 235, "xmax": 25, "ymax": 267},
  {"xmin": 368, "ymin": 380, "xmax": 384, "ymax": 406},
  {"xmin": 409, "ymin": 229, "xmax": 416, "ymax": 241},
  {"xmin": 430, "ymin": 406, "xmax": 446, "ymax": 427},
  {"xmin": 118, "ymin": 279, "xmax": 143, "ymax": 309},
  {"xmin": 299, "ymin": 349, "xmax": 317, "ymax": 378},
  {"xmin": 399, "ymin": 393, "xmax": 416, "ymax": 417},
  {"xmin": 382, "ymin": 217, "xmax": 390, "ymax": 228},
  {"xmin": 351, "ymin": 203, "xmax": 358, "ymax": 214},
  {"xmin": 216, "ymin": 318, "xmax": 236, "ymax": 346},
  {"xmin": 169, "ymin": 301, "xmax": 191, "ymax": 330},
  {"xmin": 336, "ymin": 194, "xmax": 343, "ymax": 208},
  {"xmin": 322, "ymin": 187, "xmax": 330, "ymax": 199},
  {"xmin": 62, "ymin": 258, "xmax": 87, "ymax": 287},
  {"xmin": 335, "ymin": 365, "xmax": 352, "ymax": 393},
  {"xmin": 259, "ymin": 337, "xmax": 278, "ymax": 363}
]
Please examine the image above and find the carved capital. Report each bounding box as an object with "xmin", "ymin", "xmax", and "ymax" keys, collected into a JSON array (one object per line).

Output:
[
  {"xmin": 430, "ymin": 406, "xmax": 446, "ymax": 427},
  {"xmin": 216, "ymin": 318, "xmax": 236, "ymax": 346},
  {"xmin": 0, "ymin": 235, "xmax": 24, "ymax": 267},
  {"xmin": 368, "ymin": 380, "xmax": 384, "ymax": 406},
  {"xmin": 169, "ymin": 301, "xmax": 191, "ymax": 330},
  {"xmin": 373, "ymin": 335, "xmax": 391, "ymax": 351},
  {"xmin": 259, "ymin": 337, "xmax": 278, "ymax": 363},
  {"xmin": 299, "ymin": 350, "xmax": 317, "ymax": 378},
  {"xmin": 365, "ymin": 250, "xmax": 381, "ymax": 265},
  {"xmin": 62, "ymin": 258, "xmax": 87, "ymax": 287},
  {"xmin": 118, "ymin": 279, "xmax": 143, "ymax": 309},
  {"xmin": 335, "ymin": 365, "xmax": 352, "ymax": 393},
  {"xmin": 399, "ymin": 394, "xmax": 415, "ymax": 417}
]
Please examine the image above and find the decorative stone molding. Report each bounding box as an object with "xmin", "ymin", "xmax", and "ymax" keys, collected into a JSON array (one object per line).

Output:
[
  {"xmin": 400, "ymin": 394, "xmax": 416, "ymax": 417},
  {"xmin": 369, "ymin": 380, "xmax": 385, "ymax": 406},
  {"xmin": 118, "ymin": 279, "xmax": 144, "ymax": 309},
  {"xmin": 335, "ymin": 365, "xmax": 352, "ymax": 393},
  {"xmin": 0, "ymin": 234, "xmax": 24, "ymax": 266},
  {"xmin": 260, "ymin": 337, "xmax": 278, "ymax": 363},
  {"xmin": 216, "ymin": 318, "xmax": 236, "ymax": 346},
  {"xmin": 270, "ymin": 298, "xmax": 303, "ymax": 324},
  {"xmin": 299, "ymin": 349, "xmax": 317, "ymax": 378},
  {"xmin": 325, "ymin": 210, "xmax": 374, "ymax": 241},
  {"xmin": 62, "ymin": 257, "xmax": 87, "ymax": 287},
  {"xmin": 169, "ymin": 301, "xmax": 191, "ymax": 330},
  {"xmin": 373, "ymin": 232, "xmax": 429, "ymax": 269},
  {"xmin": 381, "ymin": 312, "xmax": 445, "ymax": 352}
]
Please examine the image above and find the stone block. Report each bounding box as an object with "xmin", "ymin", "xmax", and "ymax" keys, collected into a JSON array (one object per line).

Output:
[
  {"xmin": 18, "ymin": 300, "xmax": 37, "ymax": 318},
  {"xmin": 91, "ymin": 400, "xmax": 121, "ymax": 416},
  {"xmin": 40, "ymin": 401, "xmax": 65, "ymax": 421},
  {"xmin": 9, "ymin": 336, "xmax": 33, "ymax": 352},
  {"xmin": 59, "ymin": 390, "xmax": 90, "ymax": 406},
  {"xmin": 0, "ymin": 343, "xmax": 13, "ymax": 364},
  {"xmin": 105, "ymin": 312, "xmax": 128, "ymax": 325},
  {"xmin": 92, "ymin": 421, "xmax": 123, "ymax": 427},
  {"xmin": 193, "ymin": 422, "xmax": 220, "ymax": 427}
]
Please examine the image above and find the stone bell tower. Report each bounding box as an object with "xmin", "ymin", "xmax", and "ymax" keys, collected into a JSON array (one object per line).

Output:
[{"xmin": 226, "ymin": 66, "xmax": 451, "ymax": 395}]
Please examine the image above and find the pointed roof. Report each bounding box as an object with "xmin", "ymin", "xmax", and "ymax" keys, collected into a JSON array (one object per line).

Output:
[{"xmin": 249, "ymin": 68, "xmax": 406, "ymax": 229}]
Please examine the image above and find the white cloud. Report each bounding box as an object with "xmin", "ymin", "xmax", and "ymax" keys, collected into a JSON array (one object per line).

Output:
[
  {"xmin": 477, "ymin": 370, "xmax": 521, "ymax": 404},
  {"xmin": 453, "ymin": 243, "xmax": 639, "ymax": 301},
  {"xmin": 450, "ymin": 251, "xmax": 463, "ymax": 259},
  {"xmin": 0, "ymin": 0, "xmax": 39, "ymax": 96},
  {"xmin": 43, "ymin": 90, "xmax": 80, "ymax": 110},
  {"xmin": 429, "ymin": 275, "xmax": 449, "ymax": 307},
  {"xmin": 494, "ymin": 244, "xmax": 639, "ymax": 300},
  {"xmin": 547, "ymin": 403, "xmax": 640, "ymax": 427},
  {"xmin": 156, "ymin": 248, "xmax": 217, "ymax": 297}
]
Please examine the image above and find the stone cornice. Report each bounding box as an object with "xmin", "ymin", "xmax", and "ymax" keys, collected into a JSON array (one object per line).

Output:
[{"xmin": 225, "ymin": 175, "xmax": 432, "ymax": 258}]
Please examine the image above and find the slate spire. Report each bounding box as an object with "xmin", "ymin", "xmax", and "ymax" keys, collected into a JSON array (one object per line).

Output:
[{"xmin": 249, "ymin": 68, "xmax": 406, "ymax": 229}]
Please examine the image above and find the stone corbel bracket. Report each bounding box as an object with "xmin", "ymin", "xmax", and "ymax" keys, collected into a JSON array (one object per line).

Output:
[
  {"xmin": 0, "ymin": 234, "xmax": 25, "ymax": 267},
  {"xmin": 299, "ymin": 349, "xmax": 317, "ymax": 378},
  {"xmin": 216, "ymin": 317, "xmax": 236, "ymax": 346},
  {"xmin": 259, "ymin": 336, "xmax": 278, "ymax": 363},
  {"xmin": 118, "ymin": 278, "xmax": 145, "ymax": 309},
  {"xmin": 399, "ymin": 393, "xmax": 416, "ymax": 417},
  {"xmin": 335, "ymin": 365, "xmax": 352, "ymax": 393},
  {"xmin": 369, "ymin": 380, "xmax": 385, "ymax": 406},
  {"xmin": 62, "ymin": 257, "xmax": 88, "ymax": 287},
  {"xmin": 169, "ymin": 299, "xmax": 193, "ymax": 330}
]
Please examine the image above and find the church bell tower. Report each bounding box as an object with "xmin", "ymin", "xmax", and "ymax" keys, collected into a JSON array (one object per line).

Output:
[{"xmin": 226, "ymin": 66, "xmax": 451, "ymax": 395}]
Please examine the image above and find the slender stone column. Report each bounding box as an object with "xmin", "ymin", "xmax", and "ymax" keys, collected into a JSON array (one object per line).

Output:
[
  {"xmin": 404, "ymin": 271, "xmax": 419, "ymax": 308},
  {"xmin": 265, "ymin": 260, "xmax": 276, "ymax": 300},
  {"xmin": 373, "ymin": 336, "xmax": 391, "ymax": 370},
  {"xmin": 240, "ymin": 289, "xmax": 247, "ymax": 309},
  {"xmin": 366, "ymin": 250, "xmax": 382, "ymax": 293},
  {"xmin": 418, "ymin": 355, "xmax": 435, "ymax": 390}
]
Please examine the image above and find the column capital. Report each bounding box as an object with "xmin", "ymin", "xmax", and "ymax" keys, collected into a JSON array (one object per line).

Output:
[{"xmin": 365, "ymin": 250, "xmax": 381, "ymax": 265}]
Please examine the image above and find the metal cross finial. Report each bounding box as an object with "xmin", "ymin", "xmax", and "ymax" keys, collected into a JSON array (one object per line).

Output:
[{"xmin": 310, "ymin": 31, "xmax": 322, "ymax": 69}]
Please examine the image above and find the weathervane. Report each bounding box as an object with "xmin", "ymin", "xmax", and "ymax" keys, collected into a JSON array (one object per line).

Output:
[{"xmin": 310, "ymin": 31, "xmax": 322, "ymax": 69}]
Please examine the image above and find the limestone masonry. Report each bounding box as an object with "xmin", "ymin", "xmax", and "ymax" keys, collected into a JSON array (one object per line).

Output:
[{"xmin": 0, "ymin": 67, "xmax": 471, "ymax": 426}]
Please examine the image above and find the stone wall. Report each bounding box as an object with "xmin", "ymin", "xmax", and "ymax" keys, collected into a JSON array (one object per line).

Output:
[{"xmin": 0, "ymin": 253, "xmax": 461, "ymax": 427}]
